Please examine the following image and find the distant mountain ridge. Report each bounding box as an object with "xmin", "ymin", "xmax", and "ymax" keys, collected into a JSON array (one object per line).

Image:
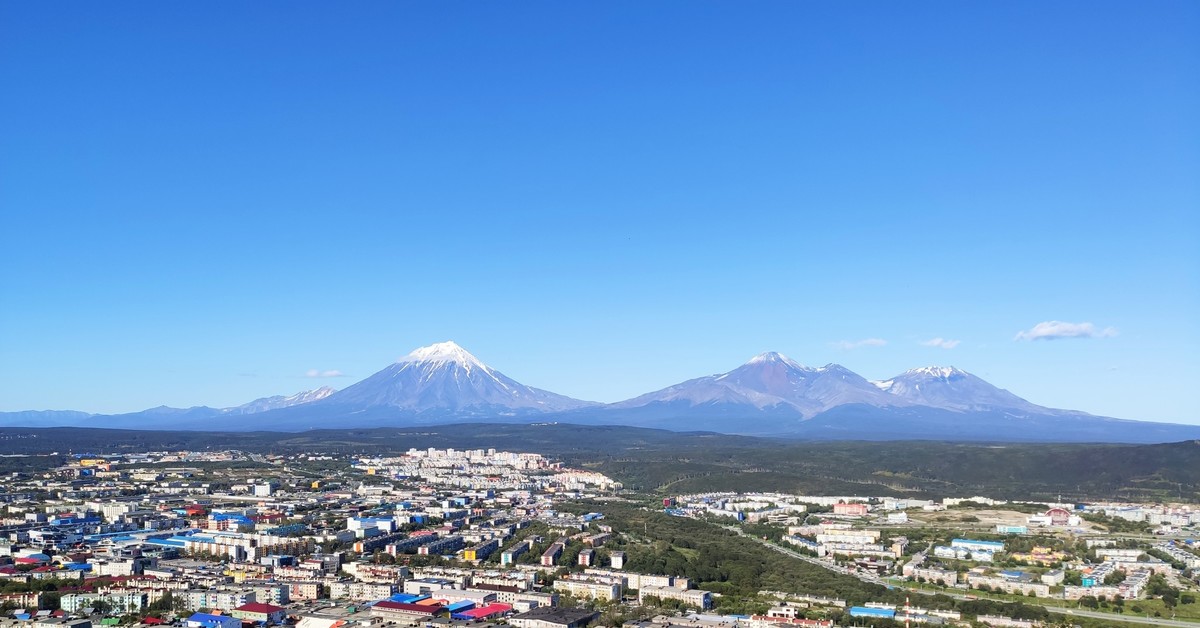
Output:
[
  {"xmin": 611, "ymin": 351, "xmax": 913, "ymax": 418},
  {"xmin": 2, "ymin": 342, "xmax": 1198, "ymax": 443},
  {"xmin": 226, "ymin": 386, "xmax": 337, "ymax": 415}
]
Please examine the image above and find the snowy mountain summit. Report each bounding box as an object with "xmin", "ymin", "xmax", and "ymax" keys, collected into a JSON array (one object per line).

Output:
[
  {"xmin": 398, "ymin": 341, "xmax": 488, "ymax": 372},
  {"xmin": 317, "ymin": 341, "xmax": 595, "ymax": 416},
  {"xmin": 872, "ymin": 365, "xmax": 1043, "ymax": 413},
  {"xmin": 905, "ymin": 366, "xmax": 968, "ymax": 380},
  {"xmin": 745, "ymin": 351, "xmax": 805, "ymax": 367}
]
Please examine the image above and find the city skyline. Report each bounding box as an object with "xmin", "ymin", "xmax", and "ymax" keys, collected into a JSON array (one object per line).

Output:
[{"xmin": 2, "ymin": 2, "xmax": 1197, "ymax": 423}]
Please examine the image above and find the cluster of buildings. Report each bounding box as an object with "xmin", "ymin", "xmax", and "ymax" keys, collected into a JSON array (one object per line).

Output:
[
  {"xmin": 1061, "ymin": 560, "xmax": 1155, "ymax": 600},
  {"xmin": 902, "ymin": 530, "xmax": 1198, "ymax": 604},
  {"xmin": 0, "ymin": 448, "xmax": 724, "ymax": 628},
  {"xmin": 351, "ymin": 448, "xmax": 621, "ymax": 493},
  {"xmin": 932, "ymin": 538, "xmax": 1004, "ymax": 563},
  {"xmin": 782, "ymin": 523, "xmax": 906, "ymax": 562},
  {"xmin": 663, "ymin": 493, "xmax": 816, "ymax": 523},
  {"xmin": 3, "ymin": 449, "xmax": 1197, "ymax": 628},
  {"xmin": 1155, "ymin": 541, "xmax": 1200, "ymax": 570},
  {"xmin": 1082, "ymin": 502, "xmax": 1200, "ymax": 531}
]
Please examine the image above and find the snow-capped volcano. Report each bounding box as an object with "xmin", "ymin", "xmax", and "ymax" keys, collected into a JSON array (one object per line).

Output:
[
  {"xmin": 399, "ymin": 341, "xmax": 489, "ymax": 371},
  {"xmin": 872, "ymin": 366, "xmax": 1047, "ymax": 414},
  {"xmin": 6, "ymin": 345, "xmax": 1199, "ymax": 443},
  {"xmin": 318, "ymin": 341, "xmax": 594, "ymax": 416},
  {"xmin": 611, "ymin": 351, "xmax": 909, "ymax": 419}
]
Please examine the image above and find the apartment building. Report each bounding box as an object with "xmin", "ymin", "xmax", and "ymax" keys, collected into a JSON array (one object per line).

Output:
[{"xmin": 638, "ymin": 585, "xmax": 711, "ymax": 609}]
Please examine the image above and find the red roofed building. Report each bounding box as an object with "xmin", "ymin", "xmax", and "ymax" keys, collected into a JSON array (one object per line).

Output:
[
  {"xmin": 370, "ymin": 601, "xmax": 446, "ymax": 620},
  {"xmin": 251, "ymin": 512, "xmax": 285, "ymax": 524},
  {"xmin": 230, "ymin": 603, "xmax": 287, "ymax": 624},
  {"xmin": 1046, "ymin": 508, "xmax": 1071, "ymax": 526},
  {"xmin": 458, "ymin": 603, "xmax": 512, "ymax": 620}
]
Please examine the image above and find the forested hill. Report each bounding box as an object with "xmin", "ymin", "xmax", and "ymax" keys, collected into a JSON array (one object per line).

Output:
[{"xmin": 1, "ymin": 425, "xmax": 1196, "ymax": 502}]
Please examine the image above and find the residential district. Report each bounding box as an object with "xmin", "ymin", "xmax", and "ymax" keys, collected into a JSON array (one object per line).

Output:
[{"xmin": 1, "ymin": 448, "xmax": 1199, "ymax": 628}]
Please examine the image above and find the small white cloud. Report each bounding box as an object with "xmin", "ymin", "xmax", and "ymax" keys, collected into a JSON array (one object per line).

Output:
[
  {"xmin": 1014, "ymin": 321, "xmax": 1118, "ymax": 341},
  {"xmin": 305, "ymin": 369, "xmax": 346, "ymax": 378},
  {"xmin": 833, "ymin": 338, "xmax": 888, "ymax": 350},
  {"xmin": 921, "ymin": 337, "xmax": 960, "ymax": 349}
]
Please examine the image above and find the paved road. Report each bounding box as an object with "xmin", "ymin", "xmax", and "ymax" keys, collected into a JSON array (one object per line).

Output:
[
  {"xmin": 721, "ymin": 525, "xmax": 887, "ymax": 586},
  {"xmin": 1046, "ymin": 606, "xmax": 1200, "ymax": 626},
  {"xmin": 721, "ymin": 525, "xmax": 1200, "ymax": 626}
]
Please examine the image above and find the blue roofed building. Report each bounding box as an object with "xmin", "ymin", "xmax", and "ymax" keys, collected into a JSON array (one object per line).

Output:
[
  {"xmin": 184, "ymin": 614, "xmax": 240, "ymax": 628},
  {"xmin": 951, "ymin": 539, "xmax": 1005, "ymax": 553},
  {"xmin": 849, "ymin": 606, "xmax": 896, "ymax": 619}
]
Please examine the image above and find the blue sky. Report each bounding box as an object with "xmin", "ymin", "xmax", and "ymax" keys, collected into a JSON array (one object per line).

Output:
[{"xmin": 1, "ymin": 2, "xmax": 1197, "ymax": 423}]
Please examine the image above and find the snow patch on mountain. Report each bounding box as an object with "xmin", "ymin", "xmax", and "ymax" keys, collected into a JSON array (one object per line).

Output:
[
  {"xmin": 225, "ymin": 386, "xmax": 337, "ymax": 414},
  {"xmin": 875, "ymin": 365, "xmax": 1045, "ymax": 414},
  {"xmin": 904, "ymin": 366, "xmax": 967, "ymax": 380}
]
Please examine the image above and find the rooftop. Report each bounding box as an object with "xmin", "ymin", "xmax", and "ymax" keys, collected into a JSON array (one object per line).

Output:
[{"xmin": 512, "ymin": 607, "xmax": 599, "ymax": 625}]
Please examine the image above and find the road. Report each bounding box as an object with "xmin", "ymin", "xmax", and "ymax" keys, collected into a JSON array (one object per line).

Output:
[
  {"xmin": 1046, "ymin": 607, "xmax": 1200, "ymax": 627},
  {"xmin": 721, "ymin": 525, "xmax": 1200, "ymax": 626},
  {"xmin": 721, "ymin": 525, "xmax": 887, "ymax": 587}
]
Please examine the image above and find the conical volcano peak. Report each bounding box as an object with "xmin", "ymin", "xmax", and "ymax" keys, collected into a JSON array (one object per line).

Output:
[
  {"xmin": 399, "ymin": 341, "xmax": 487, "ymax": 372},
  {"xmin": 745, "ymin": 351, "xmax": 807, "ymax": 369},
  {"xmin": 323, "ymin": 340, "xmax": 592, "ymax": 414}
]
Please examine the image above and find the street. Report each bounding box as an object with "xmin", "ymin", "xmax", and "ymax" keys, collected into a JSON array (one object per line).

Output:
[{"xmin": 719, "ymin": 524, "xmax": 1200, "ymax": 626}]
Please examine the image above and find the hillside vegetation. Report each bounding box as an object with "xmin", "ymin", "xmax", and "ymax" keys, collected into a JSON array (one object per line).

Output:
[{"xmin": 1, "ymin": 425, "xmax": 1196, "ymax": 501}]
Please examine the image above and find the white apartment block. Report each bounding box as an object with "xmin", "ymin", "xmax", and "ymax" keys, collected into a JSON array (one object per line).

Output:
[
  {"xmin": 60, "ymin": 592, "xmax": 147, "ymax": 613},
  {"xmin": 638, "ymin": 585, "xmax": 711, "ymax": 609},
  {"xmin": 327, "ymin": 582, "xmax": 397, "ymax": 600},
  {"xmin": 552, "ymin": 577, "xmax": 621, "ymax": 601}
]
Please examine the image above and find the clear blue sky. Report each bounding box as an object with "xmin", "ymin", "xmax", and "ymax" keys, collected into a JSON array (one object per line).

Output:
[{"xmin": 1, "ymin": 2, "xmax": 1197, "ymax": 423}]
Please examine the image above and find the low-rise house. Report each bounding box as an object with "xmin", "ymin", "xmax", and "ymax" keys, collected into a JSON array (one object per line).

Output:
[{"xmin": 230, "ymin": 602, "xmax": 287, "ymax": 624}]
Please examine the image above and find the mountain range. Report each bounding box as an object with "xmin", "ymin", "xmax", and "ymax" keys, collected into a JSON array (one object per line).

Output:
[{"xmin": 3, "ymin": 341, "xmax": 1198, "ymax": 443}]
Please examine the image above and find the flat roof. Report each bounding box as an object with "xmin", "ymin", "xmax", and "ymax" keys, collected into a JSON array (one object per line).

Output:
[{"xmin": 511, "ymin": 607, "xmax": 598, "ymax": 624}]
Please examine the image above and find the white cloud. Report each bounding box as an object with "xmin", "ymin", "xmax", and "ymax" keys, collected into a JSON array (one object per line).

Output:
[
  {"xmin": 1014, "ymin": 321, "xmax": 1118, "ymax": 341},
  {"xmin": 921, "ymin": 337, "xmax": 960, "ymax": 349},
  {"xmin": 833, "ymin": 338, "xmax": 888, "ymax": 350},
  {"xmin": 305, "ymin": 369, "xmax": 346, "ymax": 378}
]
